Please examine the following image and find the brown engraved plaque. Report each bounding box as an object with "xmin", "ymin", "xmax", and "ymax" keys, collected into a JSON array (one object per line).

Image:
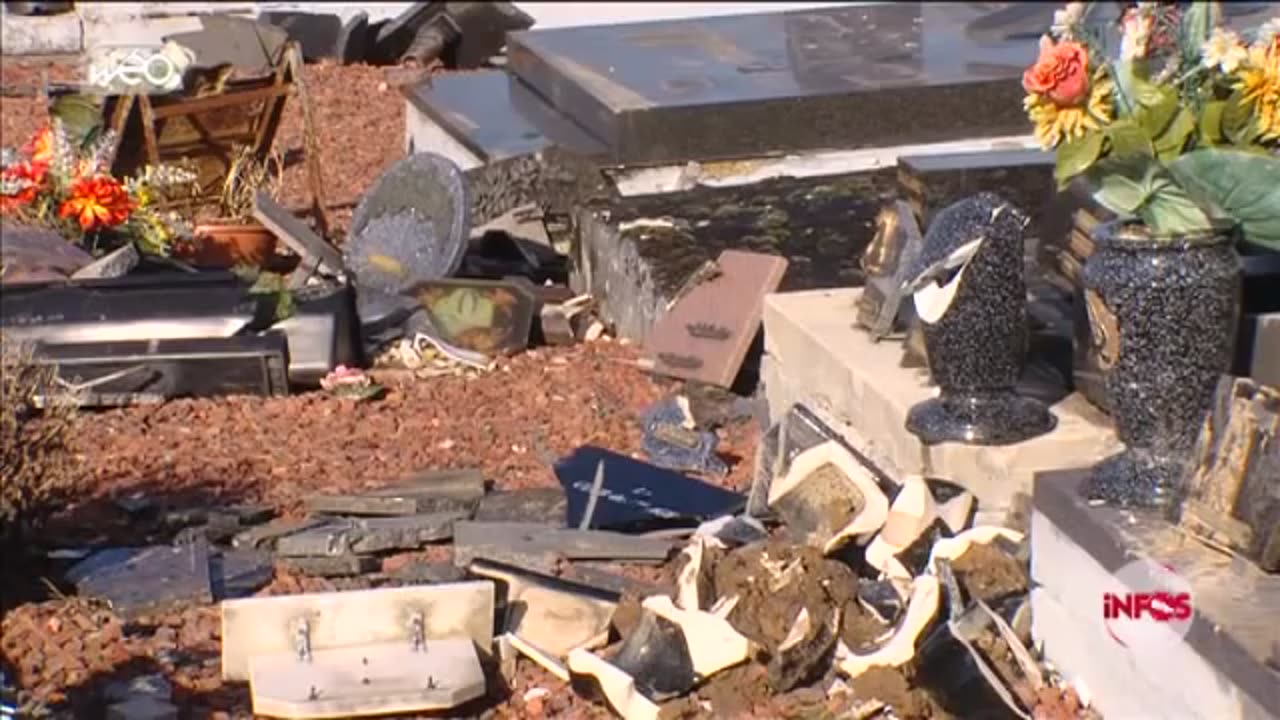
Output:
[{"xmin": 644, "ymin": 250, "xmax": 789, "ymax": 388}]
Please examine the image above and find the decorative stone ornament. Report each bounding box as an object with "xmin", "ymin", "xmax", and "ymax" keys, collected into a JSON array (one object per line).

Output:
[{"xmin": 901, "ymin": 193, "xmax": 1056, "ymax": 446}]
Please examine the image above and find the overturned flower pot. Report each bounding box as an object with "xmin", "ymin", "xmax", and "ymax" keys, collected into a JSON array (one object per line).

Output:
[{"xmin": 767, "ymin": 440, "xmax": 891, "ymax": 554}]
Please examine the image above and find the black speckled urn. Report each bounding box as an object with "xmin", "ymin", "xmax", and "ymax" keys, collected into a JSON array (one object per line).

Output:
[
  {"xmin": 1082, "ymin": 221, "xmax": 1243, "ymax": 510},
  {"xmin": 903, "ymin": 193, "xmax": 1058, "ymax": 446}
]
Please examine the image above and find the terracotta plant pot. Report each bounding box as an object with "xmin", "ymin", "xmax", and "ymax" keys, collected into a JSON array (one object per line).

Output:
[
  {"xmin": 1082, "ymin": 220, "xmax": 1242, "ymax": 512},
  {"xmin": 181, "ymin": 221, "xmax": 278, "ymax": 268}
]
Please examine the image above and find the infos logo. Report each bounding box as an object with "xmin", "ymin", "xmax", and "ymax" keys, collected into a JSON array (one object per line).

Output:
[
  {"xmin": 82, "ymin": 43, "xmax": 194, "ymax": 95},
  {"xmin": 1101, "ymin": 558, "xmax": 1194, "ymax": 651}
]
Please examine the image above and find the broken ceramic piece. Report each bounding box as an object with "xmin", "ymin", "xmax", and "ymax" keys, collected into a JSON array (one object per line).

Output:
[
  {"xmin": 747, "ymin": 403, "xmax": 845, "ymax": 519},
  {"xmin": 567, "ymin": 648, "xmax": 662, "ymax": 720},
  {"xmin": 554, "ymin": 446, "xmax": 745, "ymax": 531},
  {"xmin": 837, "ymin": 574, "xmax": 941, "ymax": 678},
  {"xmin": 642, "ymin": 595, "xmax": 752, "ymax": 677},
  {"xmin": 864, "ymin": 476, "xmax": 943, "ymax": 583},
  {"xmin": 639, "ymin": 396, "xmax": 728, "ymax": 475},
  {"xmin": 902, "ymin": 194, "xmax": 1057, "ymax": 446},
  {"xmin": 507, "ymin": 632, "xmax": 572, "ymax": 682},
  {"xmin": 767, "ymin": 606, "xmax": 839, "ymax": 693},
  {"xmin": 607, "ymin": 610, "xmax": 698, "ymax": 702},
  {"xmin": 692, "ymin": 514, "xmax": 768, "ymax": 548},
  {"xmin": 914, "ymin": 591, "xmax": 1044, "ymax": 719},
  {"xmin": 767, "ymin": 440, "xmax": 890, "ymax": 554},
  {"xmin": 468, "ymin": 558, "xmax": 619, "ymax": 659}
]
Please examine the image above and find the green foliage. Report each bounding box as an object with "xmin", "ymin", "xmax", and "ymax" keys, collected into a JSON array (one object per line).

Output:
[
  {"xmin": 0, "ymin": 335, "xmax": 78, "ymax": 539},
  {"xmin": 1088, "ymin": 156, "xmax": 1213, "ymax": 233},
  {"xmin": 1055, "ymin": 131, "xmax": 1105, "ymax": 189},
  {"xmin": 1167, "ymin": 150, "xmax": 1280, "ymax": 250}
]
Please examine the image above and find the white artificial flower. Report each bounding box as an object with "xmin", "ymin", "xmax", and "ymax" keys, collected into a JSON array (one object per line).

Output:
[
  {"xmin": 1051, "ymin": 2, "xmax": 1086, "ymax": 39},
  {"xmin": 1202, "ymin": 27, "xmax": 1248, "ymax": 73},
  {"xmin": 1256, "ymin": 18, "xmax": 1280, "ymax": 47}
]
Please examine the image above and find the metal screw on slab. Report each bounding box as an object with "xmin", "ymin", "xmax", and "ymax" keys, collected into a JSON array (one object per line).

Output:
[
  {"xmin": 294, "ymin": 619, "xmax": 312, "ymax": 663},
  {"xmin": 307, "ymin": 686, "xmax": 320, "ymax": 701},
  {"xmin": 409, "ymin": 612, "xmax": 426, "ymax": 653},
  {"xmin": 426, "ymin": 676, "xmax": 438, "ymax": 690}
]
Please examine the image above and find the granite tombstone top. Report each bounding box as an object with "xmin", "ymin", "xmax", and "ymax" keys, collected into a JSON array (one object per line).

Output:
[{"xmin": 507, "ymin": 3, "xmax": 1058, "ymax": 164}]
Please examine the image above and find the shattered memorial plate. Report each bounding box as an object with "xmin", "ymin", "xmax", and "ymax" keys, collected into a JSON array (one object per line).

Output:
[
  {"xmin": 554, "ymin": 446, "xmax": 745, "ymax": 531},
  {"xmin": 403, "ymin": 278, "xmax": 536, "ymax": 355},
  {"xmin": 346, "ymin": 153, "xmax": 472, "ymax": 294},
  {"xmin": 640, "ymin": 396, "xmax": 728, "ymax": 475}
]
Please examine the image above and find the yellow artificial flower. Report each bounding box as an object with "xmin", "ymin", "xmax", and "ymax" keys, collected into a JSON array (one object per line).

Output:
[
  {"xmin": 1236, "ymin": 38, "xmax": 1280, "ymax": 141},
  {"xmin": 1024, "ymin": 76, "xmax": 1115, "ymax": 149}
]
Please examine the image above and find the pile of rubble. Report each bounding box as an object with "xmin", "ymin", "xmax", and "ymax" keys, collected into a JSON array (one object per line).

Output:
[{"xmin": 0, "ymin": 393, "xmax": 1100, "ymax": 720}]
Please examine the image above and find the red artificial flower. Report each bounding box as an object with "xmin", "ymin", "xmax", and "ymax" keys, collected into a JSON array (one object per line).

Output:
[{"xmin": 58, "ymin": 175, "xmax": 133, "ymax": 231}]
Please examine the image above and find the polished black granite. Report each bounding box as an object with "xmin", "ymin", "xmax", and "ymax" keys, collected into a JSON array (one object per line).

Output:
[
  {"xmin": 508, "ymin": 3, "xmax": 1054, "ymax": 164},
  {"xmin": 403, "ymin": 71, "xmax": 607, "ymax": 163}
]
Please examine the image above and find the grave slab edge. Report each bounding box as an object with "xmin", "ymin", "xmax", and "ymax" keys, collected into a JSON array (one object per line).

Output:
[{"xmin": 1033, "ymin": 470, "xmax": 1280, "ymax": 716}]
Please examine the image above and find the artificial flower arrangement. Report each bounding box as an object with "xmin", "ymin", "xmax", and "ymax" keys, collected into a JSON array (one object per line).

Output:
[
  {"xmin": 1025, "ymin": 2, "xmax": 1280, "ymax": 249},
  {"xmin": 0, "ymin": 120, "xmax": 197, "ymax": 257}
]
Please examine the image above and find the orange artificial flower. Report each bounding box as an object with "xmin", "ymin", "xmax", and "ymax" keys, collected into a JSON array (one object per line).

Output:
[
  {"xmin": 0, "ymin": 161, "xmax": 47, "ymax": 214},
  {"xmin": 58, "ymin": 175, "xmax": 133, "ymax": 231},
  {"xmin": 1023, "ymin": 35, "xmax": 1091, "ymax": 107},
  {"xmin": 26, "ymin": 126, "xmax": 53, "ymax": 165}
]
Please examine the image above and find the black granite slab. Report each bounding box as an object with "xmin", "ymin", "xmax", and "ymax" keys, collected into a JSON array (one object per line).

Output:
[
  {"xmin": 403, "ymin": 71, "xmax": 607, "ymax": 163},
  {"xmin": 573, "ymin": 169, "xmax": 896, "ymax": 339},
  {"xmin": 507, "ymin": 3, "xmax": 1052, "ymax": 165},
  {"xmin": 1034, "ymin": 469, "xmax": 1280, "ymax": 716},
  {"xmin": 896, "ymin": 149, "xmax": 1054, "ymax": 238}
]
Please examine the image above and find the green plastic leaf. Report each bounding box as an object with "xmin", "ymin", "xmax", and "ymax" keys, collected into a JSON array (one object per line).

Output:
[
  {"xmin": 1107, "ymin": 120, "xmax": 1154, "ymax": 158},
  {"xmin": 1109, "ymin": 62, "xmax": 1141, "ymax": 117},
  {"xmin": 1054, "ymin": 131, "xmax": 1105, "ymax": 189},
  {"xmin": 1140, "ymin": 181, "xmax": 1213, "ymax": 234},
  {"xmin": 1199, "ymin": 100, "xmax": 1227, "ymax": 145},
  {"xmin": 1222, "ymin": 91, "xmax": 1255, "ymax": 146},
  {"xmin": 1167, "ymin": 150, "xmax": 1280, "ymax": 249},
  {"xmin": 1088, "ymin": 156, "xmax": 1157, "ymax": 215},
  {"xmin": 1154, "ymin": 108, "xmax": 1196, "ymax": 162},
  {"xmin": 1136, "ymin": 84, "xmax": 1180, "ymax": 138}
]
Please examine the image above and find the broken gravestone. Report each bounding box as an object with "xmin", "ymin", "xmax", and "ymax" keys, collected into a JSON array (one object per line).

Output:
[
  {"xmin": 67, "ymin": 540, "xmax": 213, "ymax": 619},
  {"xmin": 346, "ymin": 153, "xmax": 471, "ymax": 296}
]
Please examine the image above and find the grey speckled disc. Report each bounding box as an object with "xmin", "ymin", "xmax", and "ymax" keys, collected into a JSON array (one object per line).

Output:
[{"xmin": 345, "ymin": 153, "xmax": 471, "ymax": 294}]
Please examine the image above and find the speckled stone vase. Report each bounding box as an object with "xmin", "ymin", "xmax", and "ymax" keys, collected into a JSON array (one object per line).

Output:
[
  {"xmin": 903, "ymin": 193, "xmax": 1058, "ymax": 446},
  {"xmin": 1082, "ymin": 221, "xmax": 1243, "ymax": 510}
]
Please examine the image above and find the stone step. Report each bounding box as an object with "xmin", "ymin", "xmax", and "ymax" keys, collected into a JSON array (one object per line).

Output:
[
  {"xmin": 1031, "ymin": 469, "xmax": 1280, "ymax": 720},
  {"xmin": 402, "ymin": 70, "xmax": 607, "ymax": 171},
  {"xmin": 506, "ymin": 3, "xmax": 1045, "ymax": 166},
  {"xmin": 760, "ymin": 288, "xmax": 1120, "ymax": 521}
]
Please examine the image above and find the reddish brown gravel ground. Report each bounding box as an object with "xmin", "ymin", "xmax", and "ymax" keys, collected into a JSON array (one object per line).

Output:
[{"xmin": 2, "ymin": 57, "xmax": 1093, "ymax": 720}]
